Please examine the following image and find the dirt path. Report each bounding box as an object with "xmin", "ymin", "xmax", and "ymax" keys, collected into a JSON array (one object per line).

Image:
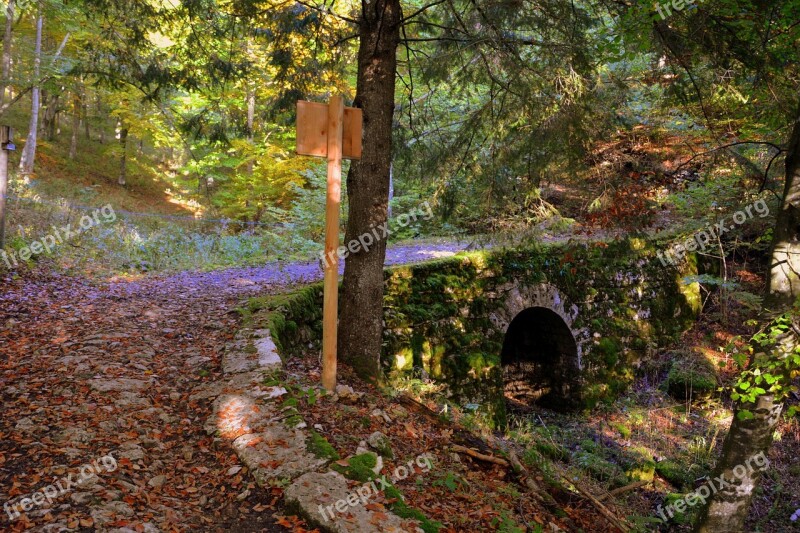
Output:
[{"xmin": 0, "ymin": 241, "xmax": 469, "ymax": 532}]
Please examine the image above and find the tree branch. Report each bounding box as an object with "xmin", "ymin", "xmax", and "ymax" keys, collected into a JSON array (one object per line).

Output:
[{"xmin": 400, "ymin": 0, "xmax": 447, "ymax": 24}]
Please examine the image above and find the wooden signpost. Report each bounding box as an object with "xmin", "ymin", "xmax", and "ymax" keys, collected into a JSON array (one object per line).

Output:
[{"xmin": 296, "ymin": 96, "xmax": 363, "ymax": 391}]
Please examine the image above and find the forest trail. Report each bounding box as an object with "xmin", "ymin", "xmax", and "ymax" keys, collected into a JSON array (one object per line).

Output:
[{"xmin": 0, "ymin": 241, "xmax": 468, "ymax": 532}]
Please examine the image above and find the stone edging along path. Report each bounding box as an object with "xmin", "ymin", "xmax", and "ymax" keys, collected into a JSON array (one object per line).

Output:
[{"xmin": 191, "ymin": 324, "xmax": 421, "ymax": 532}]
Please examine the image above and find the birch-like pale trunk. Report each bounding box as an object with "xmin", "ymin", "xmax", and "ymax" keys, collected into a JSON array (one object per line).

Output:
[
  {"xmin": 69, "ymin": 93, "xmax": 79, "ymax": 159},
  {"xmin": 19, "ymin": 1, "xmax": 42, "ymax": 176}
]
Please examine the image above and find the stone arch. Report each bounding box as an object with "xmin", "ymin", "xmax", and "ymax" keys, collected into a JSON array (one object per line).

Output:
[{"xmin": 489, "ymin": 283, "xmax": 590, "ymax": 409}]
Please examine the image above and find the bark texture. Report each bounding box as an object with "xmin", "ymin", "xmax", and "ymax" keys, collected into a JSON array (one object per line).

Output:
[
  {"xmin": 766, "ymin": 108, "xmax": 800, "ymax": 310},
  {"xmin": 337, "ymin": 0, "xmax": 402, "ymax": 379},
  {"xmin": 693, "ymin": 394, "xmax": 783, "ymax": 532}
]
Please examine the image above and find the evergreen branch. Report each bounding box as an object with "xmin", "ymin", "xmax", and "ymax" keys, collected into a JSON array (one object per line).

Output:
[{"xmin": 399, "ymin": 0, "xmax": 447, "ymax": 24}]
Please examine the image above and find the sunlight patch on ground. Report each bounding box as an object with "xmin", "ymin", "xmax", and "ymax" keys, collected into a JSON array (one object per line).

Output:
[
  {"xmin": 418, "ymin": 250, "xmax": 457, "ymax": 259},
  {"xmin": 217, "ymin": 395, "xmax": 256, "ymax": 440}
]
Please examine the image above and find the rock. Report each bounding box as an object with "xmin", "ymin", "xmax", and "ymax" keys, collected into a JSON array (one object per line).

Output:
[
  {"xmin": 254, "ymin": 334, "xmax": 283, "ymax": 369},
  {"xmin": 116, "ymin": 391, "xmax": 151, "ymax": 409},
  {"xmin": 55, "ymin": 426, "xmax": 94, "ymax": 445},
  {"xmin": 70, "ymin": 491, "xmax": 95, "ymax": 505},
  {"xmin": 148, "ymin": 475, "xmax": 167, "ymax": 488},
  {"xmin": 184, "ymin": 355, "xmax": 211, "ymax": 367},
  {"xmin": 386, "ymin": 405, "xmax": 409, "ymax": 420},
  {"xmin": 190, "ymin": 370, "xmax": 272, "ymax": 401},
  {"xmin": 89, "ymin": 378, "xmax": 149, "ymax": 393},
  {"xmin": 91, "ymin": 501, "xmax": 135, "ymax": 527},
  {"xmin": 335, "ymin": 384, "xmax": 363, "ymax": 402},
  {"xmin": 370, "ymin": 409, "xmax": 392, "ymax": 423},
  {"xmin": 353, "ymin": 447, "xmax": 383, "ymax": 476},
  {"xmin": 118, "ymin": 441, "xmax": 146, "ymax": 461},
  {"xmin": 664, "ymin": 350, "xmax": 719, "ymax": 400},
  {"xmin": 231, "ymin": 425, "xmax": 327, "ymax": 486},
  {"xmin": 285, "ymin": 471, "xmax": 420, "ymax": 533},
  {"xmin": 14, "ymin": 417, "xmax": 38, "ymax": 434},
  {"xmin": 205, "ymin": 393, "xmax": 278, "ymax": 439},
  {"xmin": 367, "ymin": 432, "xmax": 394, "ymax": 459}
]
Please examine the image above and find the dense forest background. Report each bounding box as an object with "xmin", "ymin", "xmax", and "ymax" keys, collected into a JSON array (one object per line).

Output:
[{"xmin": 0, "ymin": 0, "xmax": 789, "ymax": 275}]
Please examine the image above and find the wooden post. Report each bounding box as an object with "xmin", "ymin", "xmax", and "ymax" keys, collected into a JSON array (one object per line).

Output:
[
  {"xmin": 296, "ymin": 97, "xmax": 361, "ymax": 392},
  {"xmin": 0, "ymin": 125, "xmax": 12, "ymax": 249},
  {"xmin": 322, "ymin": 96, "xmax": 344, "ymax": 391}
]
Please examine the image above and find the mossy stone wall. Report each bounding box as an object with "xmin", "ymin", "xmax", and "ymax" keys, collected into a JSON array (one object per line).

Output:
[{"xmin": 260, "ymin": 238, "xmax": 701, "ymax": 424}]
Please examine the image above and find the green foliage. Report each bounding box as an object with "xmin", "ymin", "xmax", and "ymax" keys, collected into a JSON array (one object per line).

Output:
[
  {"xmin": 729, "ymin": 304, "xmax": 800, "ymax": 420},
  {"xmin": 432, "ymin": 471, "xmax": 468, "ymax": 492}
]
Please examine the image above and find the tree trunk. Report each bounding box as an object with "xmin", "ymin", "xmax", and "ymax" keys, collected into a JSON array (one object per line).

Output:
[
  {"xmin": 337, "ymin": 0, "xmax": 402, "ymax": 380},
  {"xmin": 246, "ymin": 84, "xmax": 255, "ymax": 174},
  {"xmin": 1, "ymin": 0, "xmax": 15, "ymax": 108},
  {"xmin": 69, "ymin": 93, "xmax": 79, "ymax": 159},
  {"xmin": 118, "ymin": 121, "xmax": 128, "ymax": 186},
  {"xmin": 693, "ymin": 105, "xmax": 800, "ymax": 532},
  {"xmin": 693, "ymin": 395, "xmax": 784, "ymax": 532},
  {"xmin": 765, "ymin": 106, "xmax": 800, "ymax": 310},
  {"xmin": 19, "ymin": 1, "xmax": 42, "ymax": 176},
  {"xmin": 97, "ymin": 92, "xmax": 104, "ymax": 144},
  {"xmin": 82, "ymin": 84, "xmax": 90, "ymax": 140},
  {"xmin": 42, "ymin": 91, "xmax": 59, "ymax": 141}
]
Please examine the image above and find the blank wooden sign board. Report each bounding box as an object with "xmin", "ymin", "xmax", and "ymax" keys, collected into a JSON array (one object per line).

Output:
[{"xmin": 296, "ymin": 97, "xmax": 363, "ymax": 391}]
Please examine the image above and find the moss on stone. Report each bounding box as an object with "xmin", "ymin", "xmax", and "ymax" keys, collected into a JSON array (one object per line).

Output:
[
  {"xmin": 596, "ymin": 337, "xmax": 621, "ymax": 367},
  {"xmin": 332, "ymin": 452, "xmax": 378, "ymax": 483},
  {"xmin": 655, "ymin": 460, "xmax": 696, "ymax": 490},
  {"xmin": 306, "ymin": 430, "xmax": 339, "ymax": 461},
  {"xmin": 329, "ymin": 451, "xmax": 441, "ymax": 531},
  {"xmin": 665, "ymin": 350, "xmax": 718, "ymax": 400}
]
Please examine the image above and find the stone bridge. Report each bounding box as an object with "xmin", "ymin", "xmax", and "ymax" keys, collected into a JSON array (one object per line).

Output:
[{"xmin": 255, "ymin": 237, "xmax": 701, "ymax": 426}]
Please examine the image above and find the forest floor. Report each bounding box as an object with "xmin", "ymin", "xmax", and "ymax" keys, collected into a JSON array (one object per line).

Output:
[{"xmin": 0, "ymin": 241, "xmax": 477, "ymax": 532}]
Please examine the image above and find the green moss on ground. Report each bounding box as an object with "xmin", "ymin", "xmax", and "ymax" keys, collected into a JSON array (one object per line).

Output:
[{"xmin": 306, "ymin": 430, "xmax": 340, "ymax": 461}]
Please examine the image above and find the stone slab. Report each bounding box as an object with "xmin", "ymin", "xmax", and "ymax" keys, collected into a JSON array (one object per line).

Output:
[{"xmin": 285, "ymin": 471, "xmax": 420, "ymax": 533}]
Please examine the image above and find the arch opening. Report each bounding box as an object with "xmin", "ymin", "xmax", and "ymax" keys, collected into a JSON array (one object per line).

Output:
[{"xmin": 501, "ymin": 306, "xmax": 580, "ymax": 411}]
